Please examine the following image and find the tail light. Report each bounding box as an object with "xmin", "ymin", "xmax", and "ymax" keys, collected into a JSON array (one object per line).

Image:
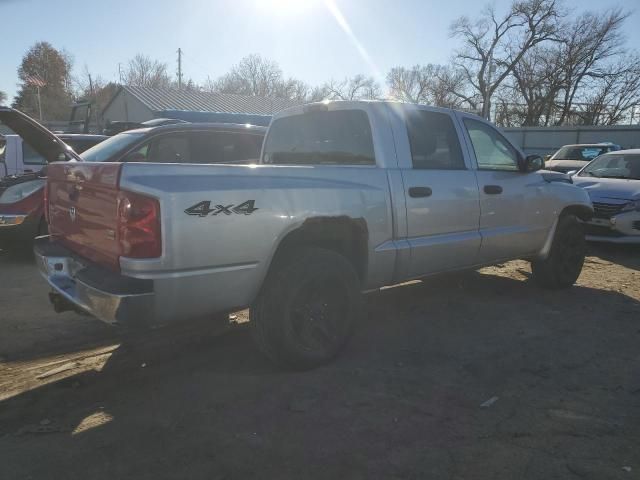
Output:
[{"xmin": 117, "ymin": 190, "xmax": 161, "ymax": 259}]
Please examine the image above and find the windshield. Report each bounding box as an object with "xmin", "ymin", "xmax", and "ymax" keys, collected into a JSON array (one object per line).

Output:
[
  {"xmin": 552, "ymin": 146, "xmax": 611, "ymax": 161},
  {"xmin": 80, "ymin": 132, "xmax": 144, "ymax": 162},
  {"xmin": 579, "ymin": 154, "xmax": 640, "ymax": 180}
]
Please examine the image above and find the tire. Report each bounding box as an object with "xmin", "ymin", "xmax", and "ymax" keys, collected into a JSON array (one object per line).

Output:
[
  {"xmin": 250, "ymin": 247, "xmax": 362, "ymax": 369},
  {"xmin": 531, "ymin": 214, "xmax": 586, "ymax": 289}
]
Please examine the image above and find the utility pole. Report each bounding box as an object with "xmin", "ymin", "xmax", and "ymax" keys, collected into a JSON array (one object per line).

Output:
[
  {"xmin": 177, "ymin": 48, "xmax": 183, "ymax": 89},
  {"xmin": 118, "ymin": 63, "xmax": 123, "ymax": 84}
]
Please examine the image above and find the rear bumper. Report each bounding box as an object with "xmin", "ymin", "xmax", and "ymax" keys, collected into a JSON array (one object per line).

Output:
[{"xmin": 34, "ymin": 237, "xmax": 154, "ymax": 327}]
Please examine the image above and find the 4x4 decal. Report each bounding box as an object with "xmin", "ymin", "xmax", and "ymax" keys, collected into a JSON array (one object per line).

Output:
[{"xmin": 185, "ymin": 200, "xmax": 258, "ymax": 217}]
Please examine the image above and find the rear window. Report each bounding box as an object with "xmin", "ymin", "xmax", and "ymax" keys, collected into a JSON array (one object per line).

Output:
[
  {"xmin": 263, "ymin": 110, "xmax": 375, "ymax": 165},
  {"xmin": 81, "ymin": 132, "xmax": 145, "ymax": 162},
  {"xmin": 552, "ymin": 146, "xmax": 610, "ymax": 161},
  {"xmin": 63, "ymin": 139, "xmax": 104, "ymax": 154}
]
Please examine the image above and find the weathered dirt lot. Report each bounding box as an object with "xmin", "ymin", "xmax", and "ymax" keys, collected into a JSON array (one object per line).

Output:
[{"xmin": 0, "ymin": 245, "xmax": 639, "ymax": 480}]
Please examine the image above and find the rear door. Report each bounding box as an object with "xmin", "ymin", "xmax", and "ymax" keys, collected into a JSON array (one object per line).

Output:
[
  {"xmin": 460, "ymin": 116, "xmax": 550, "ymax": 262},
  {"xmin": 393, "ymin": 106, "xmax": 481, "ymax": 277}
]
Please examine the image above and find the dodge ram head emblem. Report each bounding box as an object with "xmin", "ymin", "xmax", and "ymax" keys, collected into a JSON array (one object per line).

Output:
[{"xmin": 69, "ymin": 206, "xmax": 77, "ymax": 222}]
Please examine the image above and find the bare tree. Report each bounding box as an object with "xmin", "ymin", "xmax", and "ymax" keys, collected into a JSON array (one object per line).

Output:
[
  {"xmin": 123, "ymin": 54, "xmax": 171, "ymax": 89},
  {"xmin": 387, "ymin": 64, "xmax": 478, "ymax": 109},
  {"xmin": 554, "ymin": 8, "xmax": 629, "ymax": 124},
  {"xmin": 209, "ymin": 54, "xmax": 313, "ymax": 101},
  {"xmin": 509, "ymin": 46, "xmax": 566, "ymax": 125},
  {"xmin": 319, "ymin": 75, "xmax": 381, "ymax": 101},
  {"xmin": 578, "ymin": 56, "xmax": 640, "ymax": 125},
  {"xmin": 0, "ymin": 90, "xmax": 6, "ymax": 105},
  {"xmin": 450, "ymin": 0, "xmax": 563, "ymax": 120},
  {"xmin": 213, "ymin": 54, "xmax": 284, "ymax": 97}
]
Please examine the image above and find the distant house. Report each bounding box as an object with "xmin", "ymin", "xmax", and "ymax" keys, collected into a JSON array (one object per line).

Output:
[{"xmin": 101, "ymin": 86, "xmax": 301, "ymax": 124}]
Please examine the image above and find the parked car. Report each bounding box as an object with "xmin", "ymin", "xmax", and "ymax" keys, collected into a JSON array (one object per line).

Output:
[
  {"xmin": 572, "ymin": 149, "xmax": 640, "ymax": 243},
  {"xmin": 32, "ymin": 101, "xmax": 593, "ymax": 368},
  {"xmin": 0, "ymin": 108, "xmax": 265, "ymax": 250},
  {"xmin": 544, "ymin": 143, "xmax": 621, "ymax": 173},
  {"xmin": 102, "ymin": 118, "xmax": 188, "ymax": 136},
  {"xmin": 0, "ymin": 133, "xmax": 107, "ymax": 177},
  {"xmin": 82, "ymin": 122, "xmax": 265, "ymax": 165}
]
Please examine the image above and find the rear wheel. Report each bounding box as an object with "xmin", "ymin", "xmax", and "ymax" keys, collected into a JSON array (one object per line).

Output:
[
  {"xmin": 531, "ymin": 214, "xmax": 585, "ymax": 289},
  {"xmin": 250, "ymin": 247, "xmax": 362, "ymax": 369}
]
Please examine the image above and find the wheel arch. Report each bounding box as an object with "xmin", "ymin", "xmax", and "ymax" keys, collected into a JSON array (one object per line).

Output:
[{"xmin": 266, "ymin": 216, "xmax": 369, "ymax": 283}]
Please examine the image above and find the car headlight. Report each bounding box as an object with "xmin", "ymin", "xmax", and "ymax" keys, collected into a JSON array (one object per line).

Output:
[
  {"xmin": 0, "ymin": 179, "xmax": 45, "ymax": 204},
  {"xmin": 621, "ymin": 199, "xmax": 640, "ymax": 213}
]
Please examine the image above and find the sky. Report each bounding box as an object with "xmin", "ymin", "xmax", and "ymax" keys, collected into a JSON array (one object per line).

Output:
[{"xmin": 1, "ymin": 0, "xmax": 637, "ymax": 102}]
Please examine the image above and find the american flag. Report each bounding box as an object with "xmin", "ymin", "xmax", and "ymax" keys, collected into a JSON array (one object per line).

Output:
[{"xmin": 25, "ymin": 75, "xmax": 46, "ymax": 88}]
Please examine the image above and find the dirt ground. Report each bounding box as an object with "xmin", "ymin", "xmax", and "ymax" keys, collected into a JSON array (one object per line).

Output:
[{"xmin": 0, "ymin": 244, "xmax": 639, "ymax": 480}]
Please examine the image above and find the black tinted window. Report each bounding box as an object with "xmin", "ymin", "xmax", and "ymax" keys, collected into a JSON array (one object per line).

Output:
[
  {"xmin": 406, "ymin": 110, "xmax": 464, "ymax": 170},
  {"xmin": 263, "ymin": 110, "xmax": 375, "ymax": 165},
  {"xmin": 150, "ymin": 134, "xmax": 191, "ymax": 163},
  {"xmin": 191, "ymin": 132, "xmax": 263, "ymax": 164}
]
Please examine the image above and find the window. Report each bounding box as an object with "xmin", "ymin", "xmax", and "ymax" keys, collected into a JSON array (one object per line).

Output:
[
  {"xmin": 553, "ymin": 146, "xmax": 610, "ymax": 161},
  {"xmin": 149, "ymin": 134, "xmax": 191, "ymax": 163},
  {"xmin": 81, "ymin": 132, "xmax": 145, "ymax": 162},
  {"xmin": 22, "ymin": 142, "xmax": 47, "ymax": 165},
  {"xmin": 263, "ymin": 110, "xmax": 375, "ymax": 165},
  {"xmin": 406, "ymin": 110, "xmax": 464, "ymax": 170},
  {"xmin": 464, "ymin": 119, "xmax": 519, "ymax": 171},
  {"xmin": 190, "ymin": 131, "xmax": 263, "ymax": 164}
]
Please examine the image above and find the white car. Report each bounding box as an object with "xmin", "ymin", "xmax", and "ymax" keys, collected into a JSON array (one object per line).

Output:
[
  {"xmin": 573, "ymin": 149, "xmax": 640, "ymax": 243},
  {"xmin": 545, "ymin": 143, "xmax": 621, "ymax": 174}
]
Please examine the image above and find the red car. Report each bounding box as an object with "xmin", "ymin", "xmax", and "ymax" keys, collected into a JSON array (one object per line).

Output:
[{"xmin": 0, "ymin": 131, "xmax": 106, "ymax": 251}]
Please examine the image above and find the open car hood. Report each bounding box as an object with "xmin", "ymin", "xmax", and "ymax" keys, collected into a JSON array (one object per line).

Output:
[{"xmin": 0, "ymin": 107, "xmax": 81, "ymax": 165}]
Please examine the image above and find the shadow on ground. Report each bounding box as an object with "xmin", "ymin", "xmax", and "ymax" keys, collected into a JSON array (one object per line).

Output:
[{"xmin": 1, "ymin": 264, "xmax": 639, "ymax": 479}]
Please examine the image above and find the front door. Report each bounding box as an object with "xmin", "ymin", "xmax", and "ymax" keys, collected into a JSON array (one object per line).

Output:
[
  {"xmin": 461, "ymin": 117, "xmax": 550, "ymax": 262},
  {"xmin": 399, "ymin": 108, "xmax": 481, "ymax": 277}
]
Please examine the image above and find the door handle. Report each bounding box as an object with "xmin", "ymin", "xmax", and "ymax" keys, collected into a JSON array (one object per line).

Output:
[
  {"xmin": 408, "ymin": 186, "xmax": 432, "ymax": 198},
  {"xmin": 484, "ymin": 185, "xmax": 503, "ymax": 195}
]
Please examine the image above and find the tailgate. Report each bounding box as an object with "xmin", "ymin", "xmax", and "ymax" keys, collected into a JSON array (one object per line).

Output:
[{"xmin": 47, "ymin": 162, "xmax": 121, "ymax": 270}]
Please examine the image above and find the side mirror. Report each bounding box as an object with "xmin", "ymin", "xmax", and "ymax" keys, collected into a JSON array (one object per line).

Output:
[
  {"xmin": 543, "ymin": 154, "xmax": 551, "ymax": 162},
  {"xmin": 566, "ymin": 170, "xmax": 577, "ymax": 176},
  {"xmin": 520, "ymin": 154, "xmax": 544, "ymax": 173}
]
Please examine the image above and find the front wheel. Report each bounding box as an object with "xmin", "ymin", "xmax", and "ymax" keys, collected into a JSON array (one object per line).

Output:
[
  {"xmin": 250, "ymin": 247, "xmax": 362, "ymax": 369},
  {"xmin": 531, "ymin": 214, "xmax": 586, "ymax": 289}
]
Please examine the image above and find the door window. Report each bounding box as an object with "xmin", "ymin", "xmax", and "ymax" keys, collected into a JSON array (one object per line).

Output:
[
  {"xmin": 22, "ymin": 142, "xmax": 47, "ymax": 165},
  {"xmin": 406, "ymin": 110, "xmax": 465, "ymax": 170},
  {"xmin": 149, "ymin": 134, "xmax": 191, "ymax": 163},
  {"xmin": 464, "ymin": 119, "xmax": 519, "ymax": 171},
  {"xmin": 190, "ymin": 132, "xmax": 263, "ymax": 164}
]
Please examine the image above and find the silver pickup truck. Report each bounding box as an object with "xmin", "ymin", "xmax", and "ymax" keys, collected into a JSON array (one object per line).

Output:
[{"xmin": 31, "ymin": 101, "xmax": 593, "ymax": 368}]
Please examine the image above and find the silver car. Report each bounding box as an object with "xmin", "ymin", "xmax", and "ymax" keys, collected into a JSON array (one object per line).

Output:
[{"xmin": 573, "ymin": 149, "xmax": 640, "ymax": 243}]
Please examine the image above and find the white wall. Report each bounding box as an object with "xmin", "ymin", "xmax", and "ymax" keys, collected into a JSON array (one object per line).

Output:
[
  {"xmin": 503, "ymin": 125, "xmax": 640, "ymax": 156},
  {"xmin": 102, "ymin": 91, "xmax": 153, "ymax": 123}
]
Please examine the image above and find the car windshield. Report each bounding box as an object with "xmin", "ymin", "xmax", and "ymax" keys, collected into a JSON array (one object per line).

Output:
[
  {"xmin": 552, "ymin": 146, "xmax": 610, "ymax": 161},
  {"xmin": 80, "ymin": 132, "xmax": 144, "ymax": 162},
  {"xmin": 579, "ymin": 154, "xmax": 640, "ymax": 179}
]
